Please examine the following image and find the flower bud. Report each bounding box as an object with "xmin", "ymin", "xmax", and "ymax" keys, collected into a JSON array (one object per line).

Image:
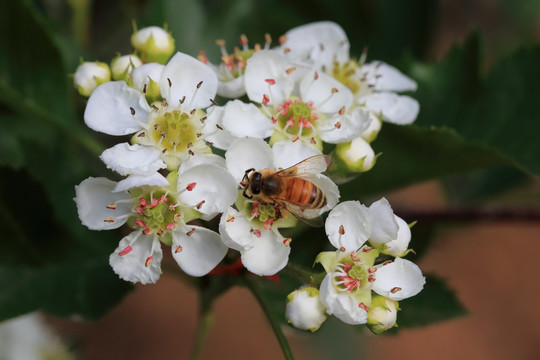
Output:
[
  {"xmin": 286, "ymin": 287, "xmax": 327, "ymax": 332},
  {"xmin": 73, "ymin": 61, "xmax": 110, "ymax": 97},
  {"xmin": 110, "ymin": 54, "xmax": 142, "ymax": 82},
  {"xmin": 335, "ymin": 136, "xmax": 376, "ymax": 173},
  {"xmin": 131, "ymin": 26, "xmax": 175, "ymax": 64},
  {"xmin": 360, "ymin": 112, "xmax": 382, "ymax": 143},
  {"xmin": 367, "ymin": 295, "xmax": 399, "ymax": 334}
]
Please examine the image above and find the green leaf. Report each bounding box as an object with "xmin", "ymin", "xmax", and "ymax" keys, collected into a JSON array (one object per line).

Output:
[{"xmin": 396, "ymin": 274, "xmax": 467, "ymax": 328}]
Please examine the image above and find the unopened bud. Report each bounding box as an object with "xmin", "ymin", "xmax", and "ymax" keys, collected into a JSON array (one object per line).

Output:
[
  {"xmin": 335, "ymin": 136, "xmax": 376, "ymax": 173},
  {"xmin": 367, "ymin": 295, "xmax": 399, "ymax": 334},
  {"xmin": 285, "ymin": 287, "xmax": 327, "ymax": 332},
  {"xmin": 74, "ymin": 61, "xmax": 110, "ymax": 97},
  {"xmin": 110, "ymin": 54, "xmax": 142, "ymax": 81},
  {"xmin": 131, "ymin": 26, "xmax": 175, "ymax": 64}
]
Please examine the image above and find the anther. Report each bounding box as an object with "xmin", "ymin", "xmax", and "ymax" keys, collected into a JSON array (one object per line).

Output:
[
  {"xmin": 159, "ymin": 131, "xmax": 166, "ymax": 137},
  {"xmin": 186, "ymin": 182, "xmax": 197, "ymax": 191},
  {"xmin": 119, "ymin": 246, "xmax": 132, "ymax": 256},
  {"xmin": 180, "ymin": 96, "xmax": 186, "ymax": 104},
  {"xmin": 263, "ymin": 218, "xmax": 273, "ymax": 230},
  {"xmin": 142, "ymin": 228, "xmax": 152, "ymax": 235},
  {"xmin": 134, "ymin": 220, "xmax": 147, "ymax": 228},
  {"xmin": 279, "ymin": 35, "xmax": 287, "ymax": 44},
  {"xmin": 264, "ymin": 33, "xmax": 272, "ymax": 46},
  {"xmin": 226, "ymin": 215, "xmax": 235, "ymax": 222},
  {"xmin": 314, "ymin": 71, "xmax": 319, "ymax": 80},
  {"xmin": 137, "ymin": 132, "xmax": 146, "ymax": 137},
  {"xmin": 188, "ymin": 150, "xmax": 195, "ymax": 156},
  {"xmin": 174, "ymin": 245, "xmax": 183, "ymax": 253},
  {"xmin": 167, "ymin": 78, "xmax": 172, "ymax": 87},
  {"xmin": 130, "ymin": 107, "xmax": 136, "ymax": 115},
  {"xmin": 391, "ymin": 287, "xmax": 402, "ymax": 294},
  {"xmin": 186, "ymin": 228, "xmax": 196, "ymax": 236},
  {"xmin": 338, "ymin": 106, "xmax": 346, "ymax": 115},
  {"xmin": 201, "ymin": 116, "xmax": 207, "ymax": 122},
  {"xmin": 210, "ymin": 99, "xmax": 218, "ymax": 106},
  {"xmin": 216, "ymin": 124, "xmax": 224, "ymax": 130},
  {"xmin": 310, "ymin": 137, "xmax": 317, "ymax": 144},
  {"xmin": 358, "ymin": 303, "xmax": 370, "ymax": 311},
  {"xmin": 143, "ymin": 84, "xmax": 147, "ymax": 93},
  {"xmin": 285, "ymin": 67, "xmax": 296, "ymax": 75},
  {"xmin": 332, "ymin": 88, "xmax": 339, "ymax": 93},
  {"xmin": 196, "ymin": 200, "xmax": 205, "ymax": 210},
  {"xmin": 104, "ymin": 217, "xmax": 114, "ymax": 223},
  {"xmin": 265, "ymin": 79, "xmax": 276, "ymax": 85},
  {"xmin": 197, "ymin": 81, "xmax": 203, "ymax": 89},
  {"xmin": 334, "ymin": 121, "xmax": 342, "ymax": 129},
  {"xmin": 339, "ymin": 246, "xmax": 346, "ymax": 252},
  {"xmin": 368, "ymin": 266, "xmax": 377, "ymax": 274},
  {"xmin": 283, "ymin": 238, "xmax": 292, "ymax": 246},
  {"xmin": 165, "ymin": 223, "xmax": 175, "ymax": 231},
  {"xmin": 190, "ymin": 109, "xmax": 196, "ymax": 115},
  {"xmin": 382, "ymin": 260, "xmax": 393, "ymax": 266},
  {"xmin": 339, "ymin": 225, "xmax": 345, "ymax": 235},
  {"xmin": 205, "ymin": 140, "xmax": 214, "ymax": 147},
  {"xmin": 162, "ymin": 149, "xmax": 167, "ymax": 153},
  {"xmin": 106, "ymin": 203, "xmax": 117, "ymax": 210},
  {"xmin": 187, "ymin": 142, "xmax": 193, "ymax": 148},
  {"xmin": 253, "ymin": 229, "xmax": 262, "ymax": 238},
  {"xmin": 262, "ymin": 94, "xmax": 270, "ymax": 105},
  {"xmin": 145, "ymin": 256, "xmax": 153, "ymax": 267},
  {"xmin": 240, "ymin": 34, "xmax": 248, "ymax": 46},
  {"xmin": 152, "ymin": 104, "xmax": 159, "ymax": 111}
]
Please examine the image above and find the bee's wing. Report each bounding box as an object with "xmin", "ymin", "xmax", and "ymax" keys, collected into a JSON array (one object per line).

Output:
[
  {"xmin": 276, "ymin": 155, "xmax": 330, "ymax": 178},
  {"xmin": 276, "ymin": 200, "xmax": 324, "ymax": 227}
]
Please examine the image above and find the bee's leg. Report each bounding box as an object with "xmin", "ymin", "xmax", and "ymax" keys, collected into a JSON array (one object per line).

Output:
[{"xmin": 242, "ymin": 188, "xmax": 253, "ymax": 199}]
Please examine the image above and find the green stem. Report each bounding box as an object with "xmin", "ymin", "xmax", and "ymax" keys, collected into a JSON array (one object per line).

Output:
[
  {"xmin": 189, "ymin": 304, "xmax": 214, "ymax": 360},
  {"xmin": 244, "ymin": 276, "xmax": 295, "ymax": 360},
  {"xmin": 68, "ymin": 0, "xmax": 91, "ymax": 47}
]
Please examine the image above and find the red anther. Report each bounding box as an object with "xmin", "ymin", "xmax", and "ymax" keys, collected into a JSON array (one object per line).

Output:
[
  {"xmin": 279, "ymin": 35, "xmax": 287, "ymax": 44},
  {"xmin": 186, "ymin": 228, "xmax": 196, "ymax": 236},
  {"xmin": 391, "ymin": 287, "xmax": 402, "ymax": 294},
  {"xmin": 196, "ymin": 200, "xmax": 205, "ymax": 210},
  {"xmin": 135, "ymin": 206, "xmax": 145, "ymax": 215},
  {"xmin": 271, "ymin": 116, "xmax": 278, "ymax": 124},
  {"xmin": 338, "ymin": 106, "xmax": 346, "ymax": 115},
  {"xmin": 285, "ymin": 67, "xmax": 296, "ymax": 75},
  {"xmin": 265, "ymin": 78, "xmax": 276, "ymax": 85},
  {"xmin": 358, "ymin": 302, "xmax": 370, "ymax": 311},
  {"xmin": 174, "ymin": 245, "xmax": 183, "ymax": 253},
  {"xmin": 169, "ymin": 204, "xmax": 175, "ymax": 211},
  {"xmin": 283, "ymin": 238, "xmax": 292, "ymax": 247},
  {"xmin": 145, "ymin": 256, "xmax": 153, "ymax": 267},
  {"xmin": 119, "ymin": 246, "xmax": 132, "ymax": 256},
  {"xmin": 104, "ymin": 217, "xmax": 114, "ymax": 223},
  {"xmin": 368, "ymin": 266, "xmax": 377, "ymax": 274},
  {"xmin": 185, "ymin": 182, "xmax": 197, "ymax": 191},
  {"xmin": 332, "ymin": 88, "xmax": 339, "ymax": 93},
  {"xmin": 134, "ymin": 220, "xmax": 147, "ymax": 228},
  {"xmin": 314, "ymin": 71, "xmax": 319, "ymax": 80},
  {"xmin": 106, "ymin": 203, "xmax": 117, "ymax": 210},
  {"xmin": 339, "ymin": 246, "xmax": 346, "ymax": 252},
  {"xmin": 165, "ymin": 223, "xmax": 176, "ymax": 230},
  {"xmin": 156, "ymin": 229, "xmax": 164, "ymax": 236},
  {"xmin": 339, "ymin": 225, "xmax": 345, "ymax": 235},
  {"xmin": 240, "ymin": 34, "xmax": 248, "ymax": 45},
  {"xmin": 334, "ymin": 121, "xmax": 342, "ymax": 129},
  {"xmin": 283, "ymin": 48, "xmax": 291, "ymax": 54},
  {"xmin": 215, "ymin": 39, "xmax": 226, "ymax": 47},
  {"xmin": 226, "ymin": 215, "xmax": 235, "ymax": 222},
  {"xmin": 368, "ymin": 274, "xmax": 376, "ymax": 283},
  {"xmin": 147, "ymin": 198, "xmax": 159, "ymax": 208},
  {"xmin": 286, "ymin": 116, "xmax": 295, "ymax": 127},
  {"xmin": 142, "ymin": 228, "xmax": 152, "ymax": 235},
  {"xmin": 382, "ymin": 260, "xmax": 393, "ymax": 266},
  {"xmin": 197, "ymin": 50, "xmax": 208, "ymax": 64},
  {"xmin": 139, "ymin": 198, "xmax": 147, "ymax": 206},
  {"xmin": 252, "ymin": 229, "xmax": 262, "ymax": 238},
  {"xmin": 310, "ymin": 137, "xmax": 317, "ymax": 144},
  {"xmin": 291, "ymin": 135, "xmax": 300, "ymax": 142},
  {"xmin": 362, "ymin": 247, "xmax": 373, "ymax": 253},
  {"xmin": 262, "ymin": 94, "xmax": 270, "ymax": 105},
  {"xmin": 174, "ymin": 213, "xmax": 182, "ymax": 222},
  {"xmin": 159, "ymin": 195, "xmax": 168, "ymax": 203},
  {"xmin": 263, "ymin": 218, "xmax": 274, "ymax": 230}
]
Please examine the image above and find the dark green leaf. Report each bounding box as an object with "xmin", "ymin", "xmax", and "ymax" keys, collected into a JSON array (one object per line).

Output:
[{"xmin": 396, "ymin": 274, "xmax": 467, "ymax": 328}]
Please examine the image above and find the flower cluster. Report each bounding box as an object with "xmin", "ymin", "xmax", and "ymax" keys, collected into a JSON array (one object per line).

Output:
[{"xmin": 74, "ymin": 21, "xmax": 423, "ymax": 333}]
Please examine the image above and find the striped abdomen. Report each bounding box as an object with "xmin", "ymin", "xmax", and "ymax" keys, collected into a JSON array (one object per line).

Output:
[{"xmin": 282, "ymin": 177, "xmax": 327, "ymax": 209}]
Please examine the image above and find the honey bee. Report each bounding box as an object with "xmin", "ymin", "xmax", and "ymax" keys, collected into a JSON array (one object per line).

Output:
[{"xmin": 241, "ymin": 155, "xmax": 330, "ymax": 227}]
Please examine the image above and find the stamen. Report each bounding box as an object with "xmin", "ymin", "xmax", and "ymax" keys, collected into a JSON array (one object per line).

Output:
[
  {"xmin": 186, "ymin": 228, "xmax": 196, "ymax": 236},
  {"xmin": 106, "ymin": 203, "xmax": 117, "ymax": 210},
  {"xmin": 391, "ymin": 287, "xmax": 402, "ymax": 294},
  {"xmin": 186, "ymin": 182, "xmax": 197, "ymax": 191},
  {"xmin": 226, "ymin": 215, "xmax": 235, "ymax": 222},
  {"xmin": 252, "ymin": 229, "xmax": 262, "ymax": 238},
  {"xmin": 283, "ymin": 238, "xmax": 292, "ymax": 246},
  {"xmin": 196, "ymin": 200, "xmax": 205, "ymax": 210},
  {"xmin": 174, "ymin": 245, "xmax": 183, "ymax": 253},
  {"xmin": 119, "ymin": 246, "xmax": 132, "ymax": 256}
]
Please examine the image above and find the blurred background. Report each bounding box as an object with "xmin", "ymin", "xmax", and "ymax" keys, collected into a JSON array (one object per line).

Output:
[{"xmin": 1, "ymin": 0, "xmax": 539, "ymax": 359}]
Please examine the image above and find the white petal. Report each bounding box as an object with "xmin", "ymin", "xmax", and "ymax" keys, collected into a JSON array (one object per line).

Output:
[
  {"xmin": 218, "ymin": 207, "xmax": 254, "ymax": 251},
  {"xmin": 84, "ymin": 81, "xmax": 150, "ymax": 135},
  {"xmin": 225, "ymin": 137, "xmax": 274, "ymax": 182},
  {"xmin": 244, "ymin": 50, "xmax": 293, "ymax": 105},
  {"xmin": 74, "ymin": 177, "xmax": 131, "ymax": 230},
  {"xmin": 368, "ymin": 198, "xmax": 399, "ymax": 244},
  {"xmin": 325, "ymin": 201, "xmax": 370, "ymax": 252},
  {"xmin": 113, "ymin": 173, "xmax": 169, "ymax": 192},
  {"xmin": 240, "ymin": 230, "xmax": 290, "ymax": 276},
  {"xmin": 384, "ymin": 216, "xmax": 412, "ymax": 256},
  {"xmin": 217, "ymin": 75, "xmax": 246, "ymax": 98},
  {"xmin": 221, "ymin": 100, "xmax": 273, "ymax": 138},
  {"xmin": 319, "ymin": 275, "xmax": 368, "ymax": 325},
  {"xmin": 372, "ymin": 258, "xmax": 426, "ymax": 301},
  {"xmin": 177, "ymin": 164, "xmax": 238, "ymax": 215},
  {"xmin": 300, "ymin": 71, "xmax": 352, "ymax": 113},
  {"xmin": 282, "ymin": 21, "xmax": 350, "ymax": 69},
  {"xmin": 160, "ymin": 52, "xmax": 218, "ymax": 109},
  {"xmin": 272, "ymin": 141, "xmax": 322, "ymax": 170},
  {"xmin": 178, "ymin": 153, "xmax": 226, "ymax": 173},
  {"xmin": 203, "ymin": 106, "xmax": 236, "ymax": 150},
  {"xmin": 131, "ymin": 63, "xmax": 165, "ymax": 93},
  {"xmin": 171, "ymin": 226, "xmax": 227, "ymax": 276},
  {"xmin": 100, "ymin": 143, "xmax": 166, "ymax": 176},
  {"xmin": 360, "ymin": 93, "xmax": 420, "ymax": 125},
  {"xmin": 318, "ymin": 107, "xmax": 371, "ymax": 144},
  {"xmin": 109, "ymin": 232, "xmax": 163, "ymax": 284},
  {"xmin": 362, "ymin": 62, "xmax": 417, "ymax": 92}
]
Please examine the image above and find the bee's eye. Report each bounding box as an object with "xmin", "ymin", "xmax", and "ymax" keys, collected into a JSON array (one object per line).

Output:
[{"xmin": 251, "ymin": 172, "xmax": 262, "ymax": 194}]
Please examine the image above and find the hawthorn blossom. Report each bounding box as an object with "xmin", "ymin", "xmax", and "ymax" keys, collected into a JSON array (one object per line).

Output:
[
  {"xmin": 84, "ymin": 51, "xmax": 227, "ymax": 171},
  {"xmin": 316, "ymin": 199, "xmax": 425, "ymax": 325},
  {"xmin": 286, "ymin": 287, "xmax": 328, "ymax": 332},
  {"xmin": 209, "ymin": 50, "xmax": 372, "ymax": 151},
  {"xmin": 73, "ymin": 61, "xmax": 110, "ymax": 97},
  {"xmin": 200, "ymin": 34, "xmax": 273, "ymax": 98},
  {"xmin": 281, "ymin": 21, "xmax": 419, "ymax": 126},
  {"xmin": 219, "ymin": 137, "xmax": 339, "ymax": 275},
  {"xmin": 74, "ymin": 156, "xmax": 237, "ymax": 284}
]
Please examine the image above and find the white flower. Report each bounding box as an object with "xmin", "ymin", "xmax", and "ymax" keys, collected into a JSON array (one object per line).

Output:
[
  {"xmin": 110, "ymin": 54, "xmax": 142, "ymax": 82},
  {"xmin": 74, "ymin": 156, "xmax": 237, "ymax": 283},
  {"xmin": 73, "ymin": 61, "xmax": 110, "ymax": 97},
  {"xmin": 201, "ymin": 34, "xmax": 273, "ymax": 98},
  {"xmin": 286, "ymin": 287, "xmax": 328, "ymax": 332},
  {"xmin": 0, "ymin": 313, "xmax": 73, "ymax": 360},
  {"xmin": 85, "ymin": 51, "xmax": 228, "ymax": 171},
  {"xmin": 219, "ymin": 137, "xmax": 339, "ymax": 275},
  {"xmin": 131, "ymin": 26, "xmax": 175, "ymax": 64},
  {"xmin": 281, "ymin": 21, "xmax": 419, "ymax": 125},
  {"xmin": 214, "ymin": 50, "xmax": 372, "ymax": 150}
]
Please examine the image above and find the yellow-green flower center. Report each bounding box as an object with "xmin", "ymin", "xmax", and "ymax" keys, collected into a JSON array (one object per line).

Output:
[
  {"xmin": 276, "ymin": 98, "xmax": 317, "ymax": 137},
  {"xmin": 129, "ymin": 190, "xmax": 181, "ymax": 241}
]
